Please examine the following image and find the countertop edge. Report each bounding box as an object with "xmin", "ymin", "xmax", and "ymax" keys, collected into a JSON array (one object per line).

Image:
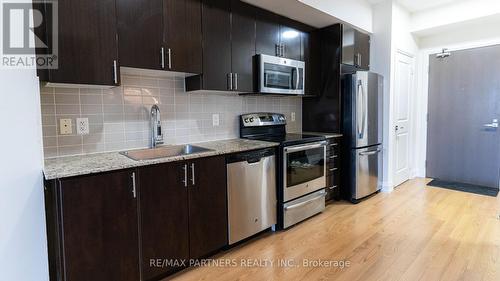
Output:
[{"xmin": 43, "ymin": 140, "xmax": 279, "ymax": 180}]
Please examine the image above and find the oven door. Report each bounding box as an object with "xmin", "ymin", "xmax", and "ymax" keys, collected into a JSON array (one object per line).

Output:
[
  {"xmin": 283, "ymin": 141, "xmax": 327, "ymax": 202},
  {"xmin": 258, "ymin": 54, "xmax": 305, "ymax": 95}
]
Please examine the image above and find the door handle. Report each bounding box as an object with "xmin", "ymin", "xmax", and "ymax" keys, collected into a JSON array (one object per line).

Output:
[
  {"xmin": 131, "ymin": 172, "xmax": 137, "ymax": 198},
  {"xmin": 167, "ymin": 48, "xmax": 172, "ymax": 69},
  {"xmin": 182, "ymin": 164, "xmax": 188, "ymax": 187},
  {"xmin": 160, "ymin": 47, "xmax": 165, "ymax": 69},
  {"xmin": 284, "ymin": 191, "xmax": 326, "ymax": 210},
  {"xmin": 233, "ymin": 73, "xmax": 238, "ymax": 91},
  {"xmin": 190, "ymin": 163, "xmax": 195, "ymax": 186},
  {"xmin": 359, "ymin": 149, "xmax": 382, "ymax": 156},
  {"xmin": 483, "ymin": 119, "xmax": 498, "ymax": 128},
  {"xmin": 113, "ymin": 60, "xmax": 118, "ymax": 85},
  {"xmin": 227, "ymin": 73, "xmax": 233, "ymax": 90}
]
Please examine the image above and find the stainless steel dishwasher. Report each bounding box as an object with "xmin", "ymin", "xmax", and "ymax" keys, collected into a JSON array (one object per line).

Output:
[{"xmin": 227, "ymin": 148, "xmax": 277, "ymax": 245}]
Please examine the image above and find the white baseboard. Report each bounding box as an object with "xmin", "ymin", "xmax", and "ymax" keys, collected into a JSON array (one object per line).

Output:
[{"xmin": 381, "ymin": 181, "xmax": 394, "ymax": 193}]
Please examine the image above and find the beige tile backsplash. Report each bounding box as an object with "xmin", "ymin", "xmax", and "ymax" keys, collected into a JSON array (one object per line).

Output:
[{"xmin": 40, "ymin": 74, "xmax": 302, "ymax": 158}]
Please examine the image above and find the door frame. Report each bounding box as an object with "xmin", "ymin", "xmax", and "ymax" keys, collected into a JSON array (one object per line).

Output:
[
  {"xmin": 390, "ymin": 49, "xmax": 415, "ymax": 188},
  {"xmin": 414, "ymin": 39, "xmax": 500, "ymax": 179}
]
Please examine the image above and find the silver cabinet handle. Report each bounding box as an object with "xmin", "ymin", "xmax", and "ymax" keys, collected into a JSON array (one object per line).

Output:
[
  {"xmin": 227, "ymin": 73, "xmax": 233, "ymax": 90},
  {"xmin": 281, "ymin": 44, "xmax": 285, "ymax": 57},
  {"xmin": 113, "ymin": 60, "xmax": 118, "ymax": 85},
  {"xmin": 329, "ymin": 168, "xmax": 338, "ymax": 172},
  {"xmin": 131, "ymin": 172, "xmax": 137, "ymax": 198},
  {"xmin": 167, "ymin": 48, "xmax": 172, "ymax": 69},
  {"xmin": 284, "ymin": 191, "xmax": 326, "ymax": 210},
  {"xmin": 358, "ymin": 53, "xmax": 362, "ymax": 67},
  {"xmin": 359, "ymin": 149, "xmax": 382, "ymax": 156},
  {"xmin": 161, "ymin": 47, "xmax": 165, "ymax": 69},
  {"xmin": 233, "ymin": 73, "xmax": 238, "ymax": 91},
  {"xmin": 276, "ymin": 44, "xmax": 280, "ymax": 56},
  {"xmin": 295, "ymin": 67, "xmax": 300, "ymax": 90},
  {"xmin": 328, "ymin": 185, "xmax": 338, "ymax": 190},
  {"xmin": 182, "ymin": 164, "xmax": 188, "ymax": 187},
  {"xmin": 190, "ymin": 163, "xmax": 195, "ymax": 186},
  {"xmin": 329, "ymin": 155, "xmax": 338, "ymax": 159}
]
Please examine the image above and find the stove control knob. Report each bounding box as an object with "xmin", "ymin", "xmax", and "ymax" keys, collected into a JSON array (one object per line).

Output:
[
  {"xmin": 244, "ymin": 118, "xmax": 249, "ymax": 123},
  {"xmin": 249, "ymin": 117, "xmax": 254, "ymax": 122}
]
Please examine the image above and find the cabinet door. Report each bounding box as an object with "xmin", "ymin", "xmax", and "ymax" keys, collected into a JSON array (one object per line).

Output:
[
  {"xmin": 138, "ymin": 162, "xmax": 189, "ymax": 280},
  {"xmin": 279, "ymin": 25, "xmax": 302, "ymax": 60},
  {"xmin": 117, "ymin": 0, "xmax": 163, "ymax": 70},
  {"xmin": 188, "ymin": 156, "xmax": 228, "ymax": 258},
  {"xmin": 355, "ymin": 31, "xmax": 370, "ymax": 70},
  {"xmin": 255, "ymin": 10, "xmax": 280, "ymax": 56},
  {"xmin": 164, "ymin": 0, "xmax": 202, "ymax": 73},
  {"xmin": 50, "ymin": 0, "xmax": 120, "ymax": 85},
  {"xmin": 230, "ymin": 0, "xmax": 256, "ymax": 92},
  {"xmin": 59, "ymin": 170, "xmax": 140, "ymax": 281},
  {"xmin": 202, "ymin": 0, "xmax": 231, "ymax": 91}
]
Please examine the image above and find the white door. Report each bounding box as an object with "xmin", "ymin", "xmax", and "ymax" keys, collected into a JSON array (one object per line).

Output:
[{"xmin": 393, "ymin": 52, "xmax": 414, "ymax": 187}]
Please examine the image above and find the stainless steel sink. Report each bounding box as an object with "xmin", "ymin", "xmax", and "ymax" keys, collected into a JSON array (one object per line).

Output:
[{"xmin": 120, "ymin": 144, "xmax": 213, "ymax": 161}]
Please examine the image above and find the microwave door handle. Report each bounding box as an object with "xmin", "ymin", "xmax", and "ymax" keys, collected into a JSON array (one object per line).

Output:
[{"xmin": 295, "ymin": 67, "xmax": 300, "ymax": 90}]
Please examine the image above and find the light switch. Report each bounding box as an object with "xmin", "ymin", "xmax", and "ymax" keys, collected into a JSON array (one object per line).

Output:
[
  {"xmin": 291, "ymin": 112, "xmax": 296, "ymax": 122},
  {"xmin": 59, "ymin": 119, "xmax": 72, "ymax": 135}
]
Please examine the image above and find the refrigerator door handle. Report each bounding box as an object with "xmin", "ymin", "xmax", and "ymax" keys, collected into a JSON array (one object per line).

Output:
[{"xmin": 357, "ymin": 80, "xmax": 366, "ymax": 139}]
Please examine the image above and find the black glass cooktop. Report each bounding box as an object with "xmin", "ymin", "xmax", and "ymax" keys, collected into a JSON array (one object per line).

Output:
[{"xmin": 246, "ymin": 133, "xmax": 326, "ymax": 146}]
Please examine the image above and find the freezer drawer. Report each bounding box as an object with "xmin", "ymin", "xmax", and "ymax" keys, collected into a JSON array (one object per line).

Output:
[
  {"xmin": 227, "ymin": 150, "xmax": 277, "ymax": 245},
  {"xmin": 283, "ymin": 189, "xmax": 326, "ymax": 228},
  {"xmin": 353, "ymin": 145, "xmax": 382, "ymax": 200}
]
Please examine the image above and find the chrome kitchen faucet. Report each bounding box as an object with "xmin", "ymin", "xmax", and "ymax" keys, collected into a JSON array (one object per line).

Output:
[{"xmin": 150, "ymin": 104, "xmax": 164, "ymax": 148}]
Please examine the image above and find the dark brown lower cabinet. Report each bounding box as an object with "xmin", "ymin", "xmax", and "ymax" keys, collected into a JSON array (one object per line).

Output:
[
  {"xmin": 45, "ymin": 156, "xmax": 228, "ymax": 281},
  {"xmin": 138, "ymin": 162, "xmax": 189, "ymax": 280},
  {"xmin": 188, "ymin": 156, "xmax": 228, "ymax": 259},
  {"xmin": 46, "ymin": 170, "xmax": 140, "ymax": 281}
]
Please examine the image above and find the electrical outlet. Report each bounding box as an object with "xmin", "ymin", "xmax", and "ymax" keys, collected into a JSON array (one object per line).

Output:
[
  {"xmin": 291, "ymin": 112, "xmax": 296, "ymax": 122},
  {"xmin": 59, "ymin": 119, "xmax": 72, "ymax": 135},
  {"xmin": 76, "ymin": 118, "xmax": 89, "ymax": 135},
  {"xmin": 212, "ymin": 114, "xmax": 220, "ymax": 127}
]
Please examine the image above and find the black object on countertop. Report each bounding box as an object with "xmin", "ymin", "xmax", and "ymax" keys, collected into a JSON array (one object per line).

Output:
[{"xmin": 427, "ymin": 179, "xmax": 499, "ymax": 197}]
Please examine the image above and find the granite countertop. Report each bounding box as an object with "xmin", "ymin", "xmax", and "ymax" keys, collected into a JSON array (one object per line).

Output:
[
  {"xmin": 303, "ymin": 131, "xmax": 343, "ymax": 139},
  {"xmin": 44, "ymin": 139, "xmax": 279, "ymax": 180}
]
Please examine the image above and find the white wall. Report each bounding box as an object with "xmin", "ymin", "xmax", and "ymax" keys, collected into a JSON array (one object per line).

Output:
[
  {"xmin": 0, "ymin": 72, "xmax": 48, "ymax": 280},
  {"xmin": 299, "ymin": 0, "xmax": 373, "ymax": 32},
  {"xmin": 0, "ymin": 0, "xmax": 49, "ymax": 279},
  {"xmin": 370, "ymin": 0, "xmax": 393, "ymax": 189},
  {"xmin": 411, "ymin": 0, "xmax": 500, "ymax": 35}
]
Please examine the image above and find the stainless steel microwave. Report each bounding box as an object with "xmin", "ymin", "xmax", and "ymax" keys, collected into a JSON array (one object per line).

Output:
[{"xmin": 257, "ymin": 54, "xmax": 305, "ymax": 95}]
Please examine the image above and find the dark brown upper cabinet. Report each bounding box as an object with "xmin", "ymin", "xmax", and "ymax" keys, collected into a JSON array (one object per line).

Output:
[
  {"xmin": 230, "ymin": 0, "xmax": 257, "ymax": 92},
  {"xmin": 138, "ymin": 162, "xmax": 189, "ymax": 280},
  {"xmin": 117, "ymin": 0, "xmax": 202, "ymax": 73},
  {"xmin": 255, "ymin": 11, "xmax": 304, "ymax": 61},
  {"xmin": 117, "ymin": 0, "xmax": 164, "ymax": 70},
  {"xmin": 51, "ymin": 170, "xmax": 140, "ymax": 281},
  {"xmin": 255, "ymin": 10, "xmax": 281, "ymax": 57},
  {"xmin": 341, "ymin": 24, "xmax": 370, "ymax": 70},
  {"xmin": 186, "ymin": 0, "xmax": 256, "ymax": 92},
  {"xmin": 38, "ymin": 0, "xmax": 120, "ymax": 86},
  {"xmin": 163, "ymin": 0, "xmax": 203, "ymax": 73}
]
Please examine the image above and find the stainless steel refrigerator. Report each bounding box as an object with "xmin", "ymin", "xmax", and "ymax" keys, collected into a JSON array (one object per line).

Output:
[{"xmin": 342, "ymin": 71, "xmax": 383, "ymax": 202}]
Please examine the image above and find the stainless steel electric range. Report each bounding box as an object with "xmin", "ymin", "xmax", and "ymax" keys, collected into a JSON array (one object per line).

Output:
[{"xmin": 240, "ymin": 113, "xmax": 328, "ymax": 229}]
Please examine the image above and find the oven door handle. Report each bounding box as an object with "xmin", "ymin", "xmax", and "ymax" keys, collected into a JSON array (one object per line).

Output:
[
  {"xmin": 284, "ymin": 141, "xmax": 328, "ymax": 153},
  {"xmin": 284, "ymin": 191, "xmax": 326, "ymax": 210}
]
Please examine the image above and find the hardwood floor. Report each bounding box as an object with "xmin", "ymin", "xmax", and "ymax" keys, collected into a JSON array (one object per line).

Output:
[{"xmin": 165, "ymin": 178, "xmax": 500, "ymax": 281}]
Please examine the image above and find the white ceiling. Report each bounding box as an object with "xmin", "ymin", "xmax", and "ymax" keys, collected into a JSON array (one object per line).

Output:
[{"xmin": 368, "ymin": 0, "xmax": 470, "ymax": 13}]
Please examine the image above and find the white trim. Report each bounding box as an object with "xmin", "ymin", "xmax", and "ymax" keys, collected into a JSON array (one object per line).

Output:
[{"xmin": 415, "ymin": 39, "xmax": 500, "ymax": 178}]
